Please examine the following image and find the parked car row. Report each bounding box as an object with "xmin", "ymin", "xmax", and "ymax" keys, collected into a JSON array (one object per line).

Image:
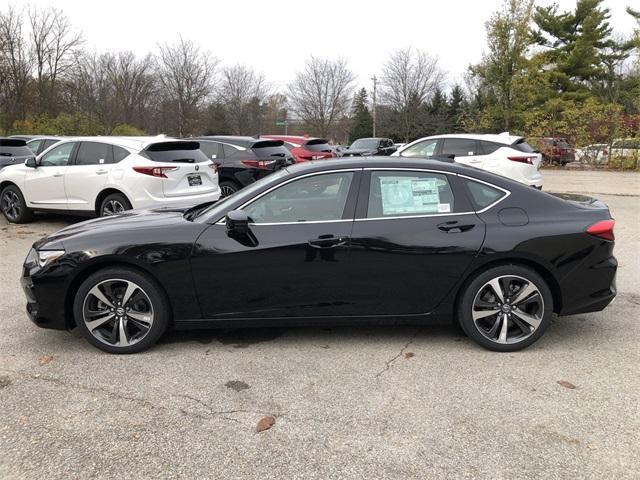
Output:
[{"xmin": 1, "ymin": 136, "xmax": 220, "ymax": 223}]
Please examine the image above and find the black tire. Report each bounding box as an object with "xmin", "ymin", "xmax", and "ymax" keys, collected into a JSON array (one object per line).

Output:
[
  {"xmin": 457, "ymin": 264, "xmax": 553, "ymax": 352},
  {"xmin": 219, "ymin": 180, "xmax": 240, "ymax": 198},
  {"xmin": 0, "ymin": 184, "xmax": 33, "ymax": 223},
  {"xmin": 99, "ymin": 192, "xmax": 132, "ymax": 217},
  {"xmin": 73, "ymin": 267, "xmax": 170, "ymax": 354}
]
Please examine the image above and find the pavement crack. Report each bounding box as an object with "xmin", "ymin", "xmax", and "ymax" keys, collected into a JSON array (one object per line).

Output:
[{"xmin": 374, "ymin": 329, "xmax": 418, "ymax": 379}]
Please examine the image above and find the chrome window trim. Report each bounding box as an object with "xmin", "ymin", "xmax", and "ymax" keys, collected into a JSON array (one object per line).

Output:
[
  {"xmin": 456, "ymin": 174, "xmax": 511, "ymax": 213},
  {"xmin": 355, "ymin": 212, "xmax": 475, "ymax": 222},
  {"xmin": 215, "ymin": 168, "xmax": 360, "ymax": 225}
]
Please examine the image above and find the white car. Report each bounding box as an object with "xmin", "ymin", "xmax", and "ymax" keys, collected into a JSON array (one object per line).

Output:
[
  {"xmin": 392, "ymin": 133, "xmax": 543, "ymax": 188},
  {"xmin": 0, "ymin": 136, "xmax": 220, "ymax": 223}
]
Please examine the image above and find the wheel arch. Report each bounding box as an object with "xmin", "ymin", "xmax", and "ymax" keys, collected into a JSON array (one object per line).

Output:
[
  {"xmin": 455, "ymin": 257, "xmax": 563, "ymax": 316},
  {"xmin": 64, "ymin": 258, "xmax": 174, "ymax": 329},
  {"xmin": 0, "ymin": 180, "xmax": 22, "ymax": 194},
  {"xmin": 94, "ymin": 188, "xmax": 132, "ymax": 216}
]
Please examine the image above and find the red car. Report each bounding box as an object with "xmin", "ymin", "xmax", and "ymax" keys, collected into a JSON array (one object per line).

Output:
[{"xmin": 261, "ymin": 135, "xmax": 335, "ymax": 163}]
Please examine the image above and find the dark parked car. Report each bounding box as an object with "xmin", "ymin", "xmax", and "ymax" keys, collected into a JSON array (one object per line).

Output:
[
  {"xmin": 21, "ymin": 157, "xmax": 616, "ymax": 354},
  {"xmin": 342, "ymin": 137, "xmax": 397, "ymax": 156},
  {"xmin": 0, "ymin": 138, "xmax": 34, "ymax": 170},
  {"xmin": 531, "ymin": 137, "xmax": 575, "ymax": 165},
  {"xmin": 25, "ymin": 136, "xmax": 63, "ymax": 155},
  {"xmin": 191, "ymin": 136, "xmax": 295, "ymax": 197}
]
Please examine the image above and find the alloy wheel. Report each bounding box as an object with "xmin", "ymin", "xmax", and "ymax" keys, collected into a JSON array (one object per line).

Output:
[
  {"xmin": 220, "ymin": 185, "xmax": 237, "ymax": 197},
  {"xmin": 102, "ymin": 200, "xmax": 125, "ymax": 216},
  {"xmin": 82, "ymin": 279, "xmax": 154, "ymax": 347},
  {"xmin": 1, "ymin": 191, "xmax": 21, "ymax": 221},
  {"xmin": 471, "ymin": 275, "xmax": 545, "ymax": 345}
]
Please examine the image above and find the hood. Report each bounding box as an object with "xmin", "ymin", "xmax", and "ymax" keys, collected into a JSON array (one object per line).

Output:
[{"xmin": 34, "ymin": 209, "xmax": 207, "ymax": 251}]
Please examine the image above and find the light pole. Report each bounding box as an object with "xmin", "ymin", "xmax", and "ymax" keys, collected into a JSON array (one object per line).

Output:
[{"xmin": 371, "ymin": 75, "xmax": 377, "ymax": 137}]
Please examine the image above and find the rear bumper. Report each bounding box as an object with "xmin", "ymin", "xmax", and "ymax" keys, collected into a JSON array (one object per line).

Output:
[
  {"xmin": 132, "ymin": 188, "xmax": 221, "ymax": 210},
  {"xmin": 559, "ymin": 252, "xmax": 617, "ymax": 316}
]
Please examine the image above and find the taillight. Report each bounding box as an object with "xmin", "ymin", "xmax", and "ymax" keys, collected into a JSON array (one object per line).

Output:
[
  {"xmin": 133, "ymin": 166, "xmax": 178, "ymax": 178},
  {"xmin": 210, "ymin": 162, "xmax": 220, "ymax": 174},
  {"xmin": 586, "ymin": 219, "xmax": 615, "ymax": 241},
  {"xmin": 241, "ymin": 160, "xmax": 276, "ymax": 169},
  {"xmin": 508, "ymin": 156, "xmax": 536, "ymax": 165}
]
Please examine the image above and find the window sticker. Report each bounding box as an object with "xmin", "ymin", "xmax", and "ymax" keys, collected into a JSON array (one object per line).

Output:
[
  {"xmin": 438, "ymin": 203, "xmax": 451, "ymax": 213},
  {"xmin": 380, "ymin": 177, "xmax": 440, "ymax": 215}
]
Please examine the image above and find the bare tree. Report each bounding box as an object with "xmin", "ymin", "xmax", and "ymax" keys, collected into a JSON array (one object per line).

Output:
[
  {"xmin": 219, "ymin": 64, "xmax": 269, "ymax": 135},
  {"xmin": 288, "ymin": 56, "xmax": 355, "ymax": 137},
  {"xmin": 28, "ymin": 6, "xmax": 83, "ymax": 115},
  {"xmin": 157, "ymin": 37, "xmax": 218, "ymax": 136},
  {"xmin": 380, "ymin": 47, "xmax": 444, "ymax": 141},
  {"xmin": 0, "ymin": 6, "xmax": 31, "ymax": 131},
  {"xmin": 107, "ymin": 52, "xmax": 156, "ymax": 128}
]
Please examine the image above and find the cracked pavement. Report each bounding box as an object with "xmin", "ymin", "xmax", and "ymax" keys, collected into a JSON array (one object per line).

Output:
[{"xmin": 1, "ymin": 170, "xmax": 639, "ymax": 479}]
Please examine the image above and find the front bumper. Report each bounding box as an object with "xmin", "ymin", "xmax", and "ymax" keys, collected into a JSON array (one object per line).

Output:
[{"xmin": 21, "ymin": 261, "xmax": 71, "ymax": 331}]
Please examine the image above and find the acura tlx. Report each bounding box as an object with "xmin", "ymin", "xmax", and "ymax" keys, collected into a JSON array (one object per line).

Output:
[{"xmin": 21, "ymin": 158, "xmax": 616, "ymax": 354}]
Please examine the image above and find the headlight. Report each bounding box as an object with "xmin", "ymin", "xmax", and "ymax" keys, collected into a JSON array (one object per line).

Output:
[
  {"xmin": 24, "ymin": 248, "xmax": 38, "ymax": 268},
  {"xmin": 37, "ymin": 250, "xmax": 66, "ymax": 268}
]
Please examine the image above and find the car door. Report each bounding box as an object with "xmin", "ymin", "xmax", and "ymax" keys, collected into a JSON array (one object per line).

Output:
[
  {"xmin": 347, "ymin": 169, "xmax": 485, "ymax": 315},
  {"xmin": 64, "ymin": 141, "xmax": 114, "ymax": 211},
  {"xmin": 440, "ymin": 138, "xmax": 485, "ymax": 168},
  {"xmin": 25, "ymin": 141, "xmax": 77, "ymax": 209},
  {"xmin": 191, "ymin": 169, "xmax": 362, "ymax": 319}
]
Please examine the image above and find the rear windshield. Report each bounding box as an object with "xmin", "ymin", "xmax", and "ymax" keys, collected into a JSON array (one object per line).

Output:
[
  {"xmin": 304, "ymin": 138, "xmax": 332, "ymax": 152},
  {"xmin": 511, "ymin": 139, "xmax": 536, "ymax": 153},
  {"xmin": 0, "ymin": 145, "xmax": 32, "ymax": 157},
  {"xmin": 251, "ymin": 140, "xmax": 290, "ymax": 158},
  {"xmin": 143, "ymin": 141, "xmax": 209, "ymax": 163}
]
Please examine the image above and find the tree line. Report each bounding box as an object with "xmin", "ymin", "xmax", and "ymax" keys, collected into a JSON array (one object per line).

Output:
[{"xmin": 0, "ymin": 1, "xmax": 638, "ymax": 150}]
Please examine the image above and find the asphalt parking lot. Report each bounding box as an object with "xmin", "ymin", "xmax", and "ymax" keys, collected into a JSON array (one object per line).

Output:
[{"xmin": 1, "ymin": 170, "xmax": 639, "ymax": 479}]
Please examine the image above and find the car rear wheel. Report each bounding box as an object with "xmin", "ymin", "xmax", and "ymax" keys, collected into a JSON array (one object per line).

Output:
[
  {"xmin": 100, "ymin": 193, "xmax": 131, "ymax": 217},
  {"xmin": 73, "ymin": 268, "xmax": 170, "ymax": 354},
  {"xmin": 0, "ymin": 185, "xmax": 33, "ymax": 223},
  {"xmin": 219, "ymin": 180, "xmax": 240, "ymax": 198},
  {"xmin": 457, "ymin": 265, "xmax": 553, "ymax": 352}
]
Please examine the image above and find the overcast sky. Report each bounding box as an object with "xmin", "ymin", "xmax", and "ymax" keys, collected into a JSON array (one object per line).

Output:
[{"xmin": 4, "ymin": 0, "xmax": 637, "ymax": 92}]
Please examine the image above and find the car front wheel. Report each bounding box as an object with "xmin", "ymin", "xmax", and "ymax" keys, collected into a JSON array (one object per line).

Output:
[
  {"xmin": 457, "ymin": 265, "xmax": 553, "ymax": 352},
  {"xmin": 0, "ymin": 185, "xmax": 33, "ymax": 223},
  {"xmin": 73, "ymin": 268, "xmax": 170, "ymax": 353}
]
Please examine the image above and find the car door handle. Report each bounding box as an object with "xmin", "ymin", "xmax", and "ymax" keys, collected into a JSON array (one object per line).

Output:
[
  {"xmin": 96, "ymin": 169, "xmax": 108, "ymax": 175},
  {"xmin": 53, "ymin": 172, "xmax": 63, "ymax": 177},
  {"xmin": 437, "ymin": 221, "xmax": 476, "ymax": 233},
  {"xmin": 307, "ymin": 236, "xmax": 348, "ymax": 249}
]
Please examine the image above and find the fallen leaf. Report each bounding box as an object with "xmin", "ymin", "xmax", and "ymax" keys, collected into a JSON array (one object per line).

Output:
[
  {"xmin": 19, "ymin": 415, "xmax": 28, "ymax": 424},
  {"xmin": 256, "ymin": 416, "xmax": 275, "ymax": 433},
  {"xmin": 39, "ymin": 355, "xmax": 53, "ymax": 366},
  {"xmin": 404, "ymin": 352, "xmax": 415, "ymax": 359},
  {"xmin": 557, "ymin": 380, "xmax": 577, "ymax": 389},
  {"xmin": 133, "ymin": 432, "xmax": 141, "ymax": 440}
]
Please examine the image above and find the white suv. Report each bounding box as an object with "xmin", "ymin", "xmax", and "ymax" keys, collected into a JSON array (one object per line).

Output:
[
  {"xmin": 392, "ymin": 133, "xmax": 543, "ymax": 188},
  {"xmin": 0, "ymin": 137, "xmax": 220, "ymax": 223}
]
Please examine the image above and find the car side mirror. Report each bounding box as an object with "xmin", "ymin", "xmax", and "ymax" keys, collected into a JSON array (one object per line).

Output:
[
  {"xmin": 25, "ymin": 157, "xmax": 37, "ymax": 168},
  {"xmin": 226, "ymin": 209, "xmax": 249, "ymax": 236}
]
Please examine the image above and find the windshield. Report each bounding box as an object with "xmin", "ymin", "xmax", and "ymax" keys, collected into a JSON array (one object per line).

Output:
[
  {"xmin": 350, "ymin": 139, "xmax": 378, "ymax": 150},
  {"xmin": 192, "ymin": 167, "xmax": 290, "ymax": 221}
]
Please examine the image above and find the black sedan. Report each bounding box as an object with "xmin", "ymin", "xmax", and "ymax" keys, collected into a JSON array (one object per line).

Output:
[
  {"xmin": 22, "ymin": 158, "xmax": 617, "ymax": 353},
  {"xmin": 343, "ymin": 138, "xmax": 397, "ymax": 157}
]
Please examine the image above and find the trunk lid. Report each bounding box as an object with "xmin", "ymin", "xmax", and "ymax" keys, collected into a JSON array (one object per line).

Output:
[{"xmin": 548, "ymin": 192, "xmax": 610, "ymax": 211}]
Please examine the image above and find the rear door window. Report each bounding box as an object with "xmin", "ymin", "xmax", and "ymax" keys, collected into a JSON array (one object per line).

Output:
[
  {"xmin": 75, "ymin": 142, "xmax": 113, "ymax": 165},
  {"xmin": 368, "ymin": 171, "xmax": 455, "ymax": 218},
  {"xmin": 143, "ymin": 141, "xmax": 209, "ymax": 163},
  {"xmin": 441, "ymin": 138, "xmax": 477, "ymax": 157}
]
